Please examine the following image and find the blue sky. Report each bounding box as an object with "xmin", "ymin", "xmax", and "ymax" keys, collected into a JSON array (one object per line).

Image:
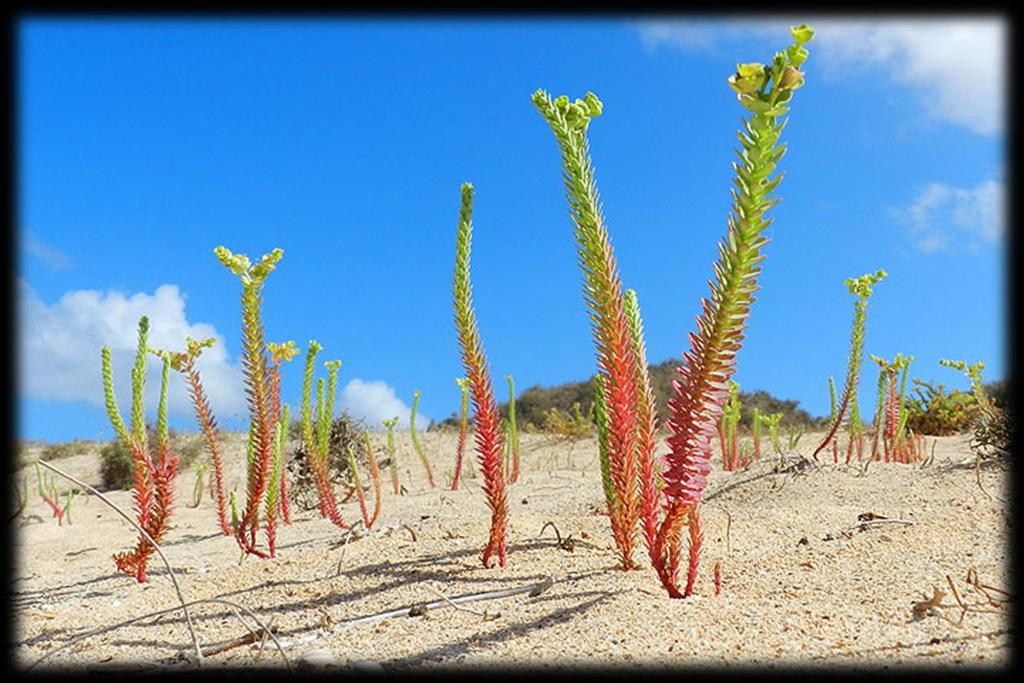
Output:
[{"xmin": 18, "ymin": 16, "xmax": 1006, "ymax": 443}]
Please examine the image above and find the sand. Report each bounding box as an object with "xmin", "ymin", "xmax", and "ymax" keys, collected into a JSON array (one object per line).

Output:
[{"xmin": 12, "ymin": 430, "xmax": 1010, "ymax": 671}]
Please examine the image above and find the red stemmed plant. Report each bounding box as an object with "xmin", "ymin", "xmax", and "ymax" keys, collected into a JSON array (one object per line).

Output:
[
  {"xmin": 101, "ymin": 316, "xmax": 180, "ymax": 582},
  {"xmin": 452, "ymin": 182, "xmax": 508, "ymax": 568},
  {"xmin": 535, "ymin": 25, "xmax": 815, "ymax": 595},
  {"xmin": 215, "ymin": 246, "xmax": 285, "ymax": 558},
  {"xmin": 532, "ymin": 90, "xmax": 648, "ymax": 571}
]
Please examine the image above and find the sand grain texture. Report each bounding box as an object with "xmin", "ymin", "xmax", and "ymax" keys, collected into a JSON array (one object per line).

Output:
[{"xmin": 13, "ymin": 431, "xmax": 1010, "ymax": 670}]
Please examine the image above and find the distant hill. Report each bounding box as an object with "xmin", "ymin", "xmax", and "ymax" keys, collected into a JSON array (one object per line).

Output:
[{"xmin": 437, "ymin": 359, "xmax": 825, "ymax": 431}]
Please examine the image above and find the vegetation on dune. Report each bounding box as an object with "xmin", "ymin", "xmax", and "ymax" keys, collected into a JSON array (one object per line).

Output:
[
  {"xmin": 440, "ymin": 359, "xmax": 822, "ymax": 434},
  {"xmin": 451, "ymin": 377, "xmax": 471, "ymax": 490},
  {"xmin": 40, "ymin": 440, "xmax": 92, "ymax": 462},
  {"xmin": 158, "ymin": 337, "xmax": 232, "ymax": 535},
  {"xmin": 940, "ymin": 359, "xmax": 1010, "ymax": 460},
  {"xmin": 410, "ymin": 390, "xmax": 436, "ymax": 488},
  {"xmin": 215, "ymin": 246, "xmax": 290, "ymax": 558},
  {"xmin": 810, "ymin": 269, "xmax": 887, "ymax": 461},
  {"xmin": 60, "ymin": 15, "xmax": 1013, "ymax": 626},
  {"xmin": 654, "ymin": 25, "xmax": 814, "ymax": 597},
  {"xmin": 296, "ymin": 346, "xmax": 350, "ymax": 528},
  {"xmin": 533, "ymin": 24, "xmax": 814, "ymax": 595},
  {"xmin": 381, "ymin": 416, "xmax": 402, "ymax": 496},
  {"xmin": 503, "ymin": 374, "xmax": 522, "ymax": 484},
  {"xmin": 100, "ymin": 316, "xmax": 180, "ymax": 582},
  {"xmin": 452, "ymin": 182, "xmax": 508, "ymax": 568},
  {"xmin": 533, "ymin": 87, "xmax": 653, "ymax": 570}
]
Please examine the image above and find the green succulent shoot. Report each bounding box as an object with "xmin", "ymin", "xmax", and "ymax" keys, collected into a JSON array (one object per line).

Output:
[
  {"xmin": 811, "ymin": 269, "xmax": 887, "ymax": 460},
  {"xmin": 300, "ymin": 340, "xmax": 323, "ymax": 441},
  {"xmin": 410, "ymin": 389, "xmax": 436, "ymax": 487},
  {"xmin": 940, "ymin": 358, "xmax": 993, "ymax": 415},
  {"xmin": 727, "ymin": 24, "xmax": 813, "ymax": 114},
  {"xmin": 759, "ymin": 412, "xmax": 784, "ymax": 454},
  {"xmin": 383, "ymin": 416, "xmax": 401, "ymax": 495}
]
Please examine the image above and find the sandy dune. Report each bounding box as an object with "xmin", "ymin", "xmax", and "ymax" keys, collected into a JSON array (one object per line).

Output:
[{"xmin": 13, "ymin": 430, "xmax": 1009, "ymax": 670}]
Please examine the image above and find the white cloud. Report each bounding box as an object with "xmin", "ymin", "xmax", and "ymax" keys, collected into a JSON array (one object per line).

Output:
[
  {"xmin": 893, "ymin": 178, "xmax": 1005, "ymax": 252},
  {"xmin": 18, "ymin": 281, "xmax": 247, "ymax": 425},
  {"xmin": 633, "ymin": 16, "xmax": 1006, "ymax": 134},
  {"xmin": 338, "ymin": 379, "xmax": 430, "ymax": 431},
  {"xmin": 24, "ymin": 233, "xmax": 74, "ymax": 271}
]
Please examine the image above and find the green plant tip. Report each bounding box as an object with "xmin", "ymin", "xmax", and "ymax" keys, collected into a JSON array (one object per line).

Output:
[
  {"xmin": 845, "ymin": 269, "xmax": 888, "ymax": 298},
  {"xmin": 729, "ymin": 62, "xmax": 767, "ymax": 94},
  {"xmin": 790, "ymin": 24, "xmax": 815, "ymax": 45}
]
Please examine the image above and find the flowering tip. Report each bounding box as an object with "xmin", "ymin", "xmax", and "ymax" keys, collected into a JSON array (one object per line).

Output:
[
  {"xmin": 728, "ymin": 62, "xmax": 767, "ymax": 95},
  {"xmin": 778, "ymin": 66, "xmax": 805, "ymax": 90},
  {"xmin": 790, "ymin": 24, "xmax": 814, "ymax": 46}
]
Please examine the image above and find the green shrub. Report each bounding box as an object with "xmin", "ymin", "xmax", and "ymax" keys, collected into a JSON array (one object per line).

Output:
[
  {"xmin": 541, "ymin": 402, "xmax": 593, "ymax": 443},
  {"xmin": 972, "ymin": 403, "xmax": 1011, "ymax": 459},
  {"xmin": 40, "ymin": 439, "xmax": 92, "ymax": 461},
  {"xmin": 904, "ymin": 379, "xmax": 980, "ymax": 436},
  {"xmin": 99, "ymin": 439, "xmax": 135, "ymax": 490}
]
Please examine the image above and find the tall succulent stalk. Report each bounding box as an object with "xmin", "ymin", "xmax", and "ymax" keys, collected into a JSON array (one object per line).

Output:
[
  {"xmin": 894, "ymin": 356, "xmax": 914, "ymax": 440},
  {"xmin": 592, "ymin": 374, "xmax": 616, "ymax": 513},
  {"xmin": 624, "ymin": 289, "xmax": 661, "ymax": 562},
  {"xmin": 382, "ymin": 417, "xmax": 401, "ymax": 495},
  {"xmin": 362, "ymin": 430, "xmax": 383, "ymax": 528},
  {"xmin": 652, "ymin": 26, "xmax": 814, "ymax": 597},
  {"xmin": 266, "ymin": 341, "xmax": 298, "ymax": 527},
  {"xmin": 504, "ymin": 375, "xmax": 521, "ymax": 483},
  {"xmin": 751, "ymin": 407, "xmax": 762, "ymax": 459},
  {"xmin": 871, "ymin": 353, "xmax": 914, "ymax": 461},
  {"xmin": 452, "ymin": 378, "xmax": 470, "ymax": 490},
  {"xmin": 410, "ymin": 390, "xmax": 436, "ymax": 488},
  {"xmin": 215, "ymin": 246, "xmax": 284, "ymax": 558},
  {"xmin": 760, "ymin": 411, "xmax": 784, "ymax": 455},
  {"xmin": 534, "ymin": 25, "xmax": 813, "ymax": 590},
  {"xmin": 102, "ymin": 316, "xmax": 179, "ymax": 582},
  {"xmin": 533, "ymin": 88, "xmax": 643, "ymax": 570},
  {"xmin": 165, "ymin": 337, "xmax": 230, "ymax": 535},
  {"xmin": 721, "ymin": 381, "xmax": 742, "ymax": 470},
  {"xmin": 300, "ymin": 349, "xmax": 348, "ymax": 528},
  {"xmin": 809, "ymin": 269, "xmax": 886, "ymax": 461},
  {"xmin": 869, "ymin": 356, "xmax": 889, "ymax": 460},
  {"xmin": 265, "ymin": 403, "xmax": 289, "ymax": 556},
  {"xmin": 452, "ymin": 182, "xmax": 508, "ymax": 568}
]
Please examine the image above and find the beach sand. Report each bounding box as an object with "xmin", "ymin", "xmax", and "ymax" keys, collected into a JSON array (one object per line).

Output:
[{"xmin": 12, "ymin": 430, "xmax": 1010, "ymax": 670}]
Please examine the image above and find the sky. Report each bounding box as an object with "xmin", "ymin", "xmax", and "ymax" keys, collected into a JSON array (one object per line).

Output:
[{"xmin": 17, "ymin": 15, "xmax": 1007, "ymax": 443}]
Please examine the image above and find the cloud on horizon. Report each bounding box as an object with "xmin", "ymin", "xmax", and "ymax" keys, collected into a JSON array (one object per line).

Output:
[
  {"xmin": 18, "ymin": 281, "xmax": 247, "ymax": 422},
  {"xmin": 338, "ymin": 379, "xmax": 430, "ymax": 431},
  {"xmin": 892, "ymin": 177, "xmax": 1005, "ymax": 253},
  {"xmin": 634, "ymin": 16, "xmax": 1005, "ymax": 135}
]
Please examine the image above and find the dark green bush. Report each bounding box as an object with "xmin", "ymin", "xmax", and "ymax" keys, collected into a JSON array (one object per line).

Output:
[{"xmin": 99, "ymin": 439, "xmax": 135, "ymax": 490}]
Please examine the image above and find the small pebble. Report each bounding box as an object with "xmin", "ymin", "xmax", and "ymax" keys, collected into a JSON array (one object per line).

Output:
[
  {"xmin": 300, "ymin": 648, "xmax": 337, "ymax": 668},
  {"xmin": 350, "ymin": 659, "xmax": 385, "ymax": 672}
]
